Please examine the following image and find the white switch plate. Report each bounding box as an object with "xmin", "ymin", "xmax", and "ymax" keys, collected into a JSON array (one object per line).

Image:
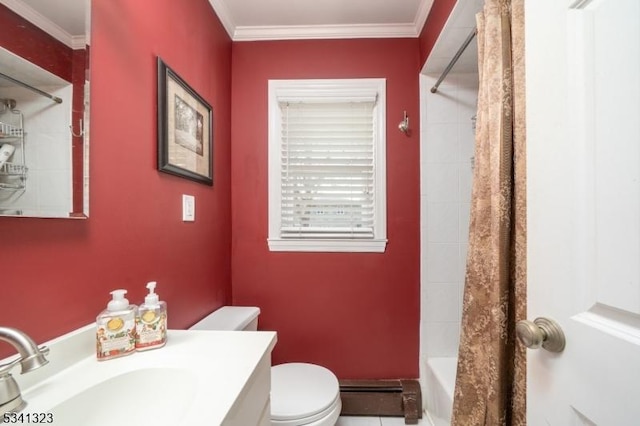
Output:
[{"xmin": 182, "ymin": 194, "xmax": 195, "ymax": 222}]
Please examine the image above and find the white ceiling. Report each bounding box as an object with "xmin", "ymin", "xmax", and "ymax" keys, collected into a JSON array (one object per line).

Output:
[
  {"xmin": 209, "ymin": 0, "xmax": 481, "ymax": 73},
  {"xmin": 208, "ymin": 0, "xmax": 435, "ymax": 41}
]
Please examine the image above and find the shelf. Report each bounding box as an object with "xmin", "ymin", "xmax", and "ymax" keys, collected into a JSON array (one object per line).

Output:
[
  {"xmin": 0, "ymin": 114, "xmax": 26, "ymax": 193},
  {"xmin": 0, "ymin": 162, "xmax": 28, "ymax": 176},
  {"xmin": 0, "ymin": 183, "xmax": 24, "ymax": 190},
  {"xmin": 0, "ymin": 208, "xmax": 23, "ymax": 215},
  {"xmin": 0, "ymin": 162, "xmax": 27, "ymax": 190},
  {"xmin": 0, "ymin": 121, "xmax": 24, "ymax": 139}
]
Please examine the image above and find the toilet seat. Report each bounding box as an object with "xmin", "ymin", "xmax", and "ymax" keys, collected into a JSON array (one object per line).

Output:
[{"xmin": 271, "ymin": 363, "xmax": 341, "ymax": 426}]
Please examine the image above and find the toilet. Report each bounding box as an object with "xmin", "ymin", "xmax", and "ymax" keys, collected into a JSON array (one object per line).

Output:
[{"xmin": 189, "ymin": 306, "xmax": 342, "ymax": 426}]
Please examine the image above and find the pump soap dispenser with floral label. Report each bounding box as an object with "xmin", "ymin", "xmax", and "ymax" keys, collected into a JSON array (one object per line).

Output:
[
  {"xmin": 135, "ymin": 281, "xmax": 167, "ymax": 351},
  {"xmin": 96, "ymin": 289, "xmax": 137, "ymax": 361}
]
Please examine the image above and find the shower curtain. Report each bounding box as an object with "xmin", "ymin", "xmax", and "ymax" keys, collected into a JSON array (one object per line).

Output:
[{"xmin": 451, "ymin": 0, "xmax": 526, "ymax": 425}]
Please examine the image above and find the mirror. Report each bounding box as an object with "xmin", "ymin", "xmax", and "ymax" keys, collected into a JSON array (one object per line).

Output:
[{"xmin": 0, "ymin": 0, "xmax": 90, "ymax": 218}]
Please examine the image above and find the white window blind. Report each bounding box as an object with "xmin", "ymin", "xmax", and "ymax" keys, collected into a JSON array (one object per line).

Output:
[
  {"xmin": 268, "ymin": 78, "xmax": 387, "ymax": 253},
  {"xmin": 279, "ymin": 101, "xmax": 376, "ymax": 239}
]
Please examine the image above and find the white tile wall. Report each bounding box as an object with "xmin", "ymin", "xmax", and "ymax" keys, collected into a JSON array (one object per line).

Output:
[
  {"xmin": 420, "ymin": 73, "xmax": 478, "ymax": 359},
  {"xmin": 424, "ymin": 164, "xmax": 459, "ymax": 203},
  {"xmin": 0, "ymin": 84, "xmax": 73, "ymax": 216},
  {"xmin": 425, "ymin": 283, "xmax": 460, "ymax": 323},
  {"xmin": 426, "ymin": 203, "xmax": 458, "ymax": 243},
  {"xmin": 425, "ymin": 243, "xmax": 459, "ymax": 283},
  {"xmin": 424, "ymin": 123, "xmax": 459, "ymax": 163}
]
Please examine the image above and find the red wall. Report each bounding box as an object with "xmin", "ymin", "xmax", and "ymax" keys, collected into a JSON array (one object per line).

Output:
[
  {"xmin": 1, "ymin": 1, "xmax": 454, "ymax": 376},
  {"xmin": 231, "ymin": 39, "xmax": 421, "ymax": 379},
  {"xmin": 0, "ymin": 5, "xmax": 72, "ymax": 82},
  {"xmin": 0, "ymin": 0, "xmax": 232, "ymax": 358},
  {"xmin": 419, "ymin": 0, "xmax": 458, "ymax": 67},
  {"xmin": 71, "ymin": 48, "xmax": 87, "ymax": 214}
]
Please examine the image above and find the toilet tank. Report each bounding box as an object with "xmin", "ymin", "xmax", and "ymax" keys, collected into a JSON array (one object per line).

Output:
[{"xmin": 189, "ymin": 306, "xmax": 260, "ymax": 331}]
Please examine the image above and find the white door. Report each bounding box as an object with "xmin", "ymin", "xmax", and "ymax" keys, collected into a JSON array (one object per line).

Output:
[{"xmin": 526, "ymin": 0, "xmax": 640, "ymax": 424}]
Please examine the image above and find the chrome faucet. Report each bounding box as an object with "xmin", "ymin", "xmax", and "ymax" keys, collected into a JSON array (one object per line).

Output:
[{"xmin": 0, "ymin": 327, "xmax": 49, "ymax": 416}]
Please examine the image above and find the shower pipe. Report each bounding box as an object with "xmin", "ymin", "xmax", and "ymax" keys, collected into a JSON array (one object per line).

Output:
[
  {"xmin": 430, "ymin": 27, "xmax": 477, "ymax": 94},
  {"xmin": 0, "ymin": 72, "xmax": 62, "ymax": 104}
]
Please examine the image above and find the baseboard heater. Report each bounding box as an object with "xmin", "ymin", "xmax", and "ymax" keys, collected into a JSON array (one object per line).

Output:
[{"xmin": 339, "ymin": 379, "xmax": 422, "ymax": 424}]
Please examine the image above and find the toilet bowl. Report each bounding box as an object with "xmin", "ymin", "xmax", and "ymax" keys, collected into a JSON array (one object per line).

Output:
[{"xmin": 190, "ymin": 307, "xmax": 341, "ymax": 426}]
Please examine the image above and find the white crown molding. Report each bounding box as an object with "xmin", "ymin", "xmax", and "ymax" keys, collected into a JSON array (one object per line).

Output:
[
  {"xmin": 207, "ymin": 0, "xmax": 236, "ymax": 39},
  {"xmin": 414, "ymin": 0, "xmax": 435, "ymax": 36},
  {"xmin": 71, "ymin": 35, "xmax": 87, "ymax": 50},
  {"xmin": 0, "ymin": 0, "xmax": 79, "ymax": 49},
  {"xmin": 209, "ymin": 0, "xmax": 435, "ymax": 41},
  {"xmin": 233, "ymin": 23, "xmax": 420, "ymax": 41}
]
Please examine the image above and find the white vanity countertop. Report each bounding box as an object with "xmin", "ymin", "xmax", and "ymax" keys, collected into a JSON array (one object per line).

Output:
[{"xmin": 7, "ymin": 325, "xmax": 277, "ymax": 426}]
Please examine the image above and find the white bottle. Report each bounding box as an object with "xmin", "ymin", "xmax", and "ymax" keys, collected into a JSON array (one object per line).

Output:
[
  {"xmin": 136, "ymin": 281, "xmax": 167, "ymax": 351},
  {"xmin": 0, "ymin": 144, "xmax": 16, "ymax": 169},
  {"xmin": 96, "ymin": 289, "xmax": 137, "ymax": 361}
]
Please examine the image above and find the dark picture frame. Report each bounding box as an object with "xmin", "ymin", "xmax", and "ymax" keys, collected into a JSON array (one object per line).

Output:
[{"xmin": 157, "ymin": 57, "xmax": 213, "ymax": 185}]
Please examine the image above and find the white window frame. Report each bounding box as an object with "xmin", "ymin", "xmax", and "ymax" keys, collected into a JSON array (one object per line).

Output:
[{"xmin": 267, "ymin": 78, "xmax": 387, "ymax": 253}]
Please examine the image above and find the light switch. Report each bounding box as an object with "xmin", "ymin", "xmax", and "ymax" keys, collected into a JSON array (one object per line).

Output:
[{"xmin": 182, "ymin": 194, "xmax": 195, "ymax": 222}]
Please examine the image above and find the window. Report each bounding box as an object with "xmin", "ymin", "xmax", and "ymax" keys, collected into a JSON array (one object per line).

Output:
[{"xmin": 268, "ymin": 79, "xmax": 387, "ymax": 252}]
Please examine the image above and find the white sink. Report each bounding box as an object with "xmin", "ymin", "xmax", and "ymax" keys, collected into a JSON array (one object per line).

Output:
[
  {"xmin": 6, "ymin": 325, "xmax": 277, "ymax": 426},
  {"xmin": 49, "ymin": 368, "xmax": 197, "ymax": 426}
]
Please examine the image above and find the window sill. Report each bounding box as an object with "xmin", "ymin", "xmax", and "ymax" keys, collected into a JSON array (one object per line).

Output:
[{"xmin": 267, "ymin": 238, "xmax": 387, "ymax": 253}]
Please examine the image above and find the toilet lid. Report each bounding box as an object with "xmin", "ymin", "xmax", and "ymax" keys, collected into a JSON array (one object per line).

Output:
[{"xmin": 271, "ymin": 363, "xmax": 340, "ymax": 422}]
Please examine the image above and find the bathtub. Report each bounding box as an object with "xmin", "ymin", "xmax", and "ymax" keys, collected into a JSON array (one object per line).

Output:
[{"xmin": 423, "ymin": 357, "xmax": 457, "ymax": 426}]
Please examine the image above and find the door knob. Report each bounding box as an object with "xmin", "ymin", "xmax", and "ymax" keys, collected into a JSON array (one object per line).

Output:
[{"xmin": 516, "ymin": 317, "xmax": 565, "ymax": 353}]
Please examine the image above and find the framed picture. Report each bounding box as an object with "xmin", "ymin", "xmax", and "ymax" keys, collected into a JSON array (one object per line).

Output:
[{"xmin": 157, "ymin": 57, "xmax": 213, "ymax": 185}]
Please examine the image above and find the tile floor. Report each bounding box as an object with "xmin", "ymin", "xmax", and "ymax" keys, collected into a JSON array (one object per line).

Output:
[{"xmin": 336, "ymin": 416, "xmax": 429, "ymax": 426}]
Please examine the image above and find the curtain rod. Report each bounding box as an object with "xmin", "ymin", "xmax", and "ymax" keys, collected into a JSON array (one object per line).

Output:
[
  {"xmin": 430, "ymin": 27, "xmax": 477, "ymax": 94},
  {"xmin": 0, "ymin": 71, "xmax": 63, "ymax": 104}
]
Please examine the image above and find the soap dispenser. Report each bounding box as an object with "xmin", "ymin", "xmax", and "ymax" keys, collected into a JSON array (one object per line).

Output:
[
  {"xmin": 135, "ymin": 281, "xmax": 167, "ymax": 351},
  {"xmin": 96, "ymin": 289, "xmax": 137, "ymax": 361}
]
